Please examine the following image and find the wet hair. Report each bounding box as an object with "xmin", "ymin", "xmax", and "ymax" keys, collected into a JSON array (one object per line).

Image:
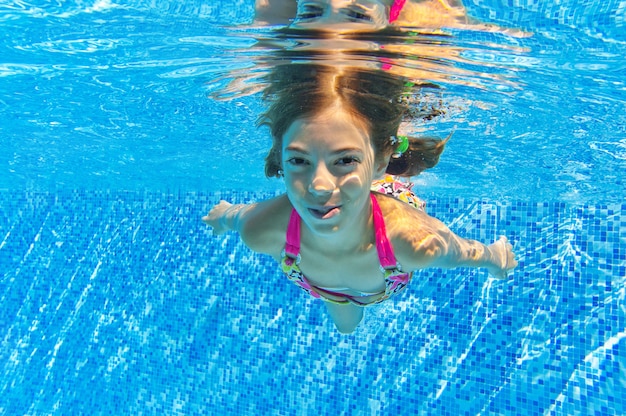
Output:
[
  {"xmin": 386, "ymin": 132, "xmax": 451, "ymax": 177},
  {"xmin": 258, "ymin": 63, "xmax": 448, "ymax": 178}
]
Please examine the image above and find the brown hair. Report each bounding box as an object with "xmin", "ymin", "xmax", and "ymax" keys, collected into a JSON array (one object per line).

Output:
[
  {"xmin": 386, "ymin": 132, "xmax": 451, "ymax": 177},
  {"xmin": 258, "ymin": 64, "xmax": 448, "ymax": 178}
]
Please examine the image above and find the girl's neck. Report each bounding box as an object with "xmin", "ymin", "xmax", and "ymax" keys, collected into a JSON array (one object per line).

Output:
[{"xmin": 302, "ymin": 198, "xmax": 374, "ymax": 254}]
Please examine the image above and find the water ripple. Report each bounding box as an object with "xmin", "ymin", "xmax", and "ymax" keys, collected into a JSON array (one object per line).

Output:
[
  {"xmin": 16, "ymin": 37, "xmax": 123, "ymax": 54},
  {"xmin": 0, "ymin": 0, "xmax": 121, "ymax": 21},
  {"xmin": 589, "ymin": 139, "xmax": 626, "ymax": 161},
  {"xmin": 1, "ymin": 1, "xmax": 624, "ymax": 202},
  {"xmin": 205, "ymin": 27, "xmax": 530, "ymax": 101}
]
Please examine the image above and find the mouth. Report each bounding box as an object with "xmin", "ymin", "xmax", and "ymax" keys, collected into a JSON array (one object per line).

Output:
[{"xmin": 308, "ymin": 205, "xmax": 341, "ymax": 220}]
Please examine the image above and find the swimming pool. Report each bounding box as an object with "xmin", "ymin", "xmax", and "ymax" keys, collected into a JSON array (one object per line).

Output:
[{"xmin": 1, "ymin": 1, "xmax": 624, "ymax": 415}]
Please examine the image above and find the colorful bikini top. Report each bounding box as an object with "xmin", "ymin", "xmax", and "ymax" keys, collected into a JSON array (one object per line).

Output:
[
  {"xmin": 280, "ymin": 193, "xmax": 412, "ymax": 306},
  {"xmin": 370, "ymin": 175, "xmax": 426, "ymax": 211}
]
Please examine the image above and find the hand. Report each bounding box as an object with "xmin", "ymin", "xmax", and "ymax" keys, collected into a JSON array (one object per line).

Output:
[
  {"xmin": 202, "ymin": 200, "xmax": 233, "ymax": 235},
  {"xmin": 487, "ymin": 236, "xmax": 518, "ymax": 280}
]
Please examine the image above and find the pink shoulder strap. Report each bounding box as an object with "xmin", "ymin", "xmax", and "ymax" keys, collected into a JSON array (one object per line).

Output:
[
  {"xmin": 370, "ymin": 193, "xmax": 399, "ymax": 269},
  {"xmin": 284, "ymin": 194, "xmax": 398, "ymax": 269},
  {"xmin": 389, "ymin": 0, "xmax": 407, "ymax": 23},
  {"xmin": 284, "ymin": 209, "xmax": 301, "ymax": 258}
]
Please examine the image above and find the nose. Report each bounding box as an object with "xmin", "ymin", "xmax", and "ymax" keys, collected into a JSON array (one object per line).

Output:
[{"xmin": 308, "ymin": 165, "xmax": 335, "ymax": 196}]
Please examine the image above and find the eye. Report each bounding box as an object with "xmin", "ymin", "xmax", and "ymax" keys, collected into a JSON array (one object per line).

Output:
[
  {"xmin": 336, "ymin": 156, "xmax": 360, "ymax": 166},
  {"xmin": 345, "ymin": 9, "xmax": 373, "ymax": 22},
  {"xmin": 295, "ymin": 5, "xmax": 323, "ymax": 21},
  {"xmin": 286, "ymin": 157, "xmax": 309, "ymax": 166}
]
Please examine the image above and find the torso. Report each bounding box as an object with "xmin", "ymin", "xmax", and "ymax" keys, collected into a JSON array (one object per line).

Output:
[
  {"xmin": 294, "ymin": 237, "xmax": 386, "ymax": 293},
  {"xmin": 243, "ymin": 186, "xmax": 436, "ymax": 303},
  {"xmin": 279, "ymin": 193, "xmax": 413, "ymax": 305}
]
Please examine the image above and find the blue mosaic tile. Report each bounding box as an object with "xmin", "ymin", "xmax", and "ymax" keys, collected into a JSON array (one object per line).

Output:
[{"xmin": 0, "ymin": 190, "xmax": 624, "ymax": 415}]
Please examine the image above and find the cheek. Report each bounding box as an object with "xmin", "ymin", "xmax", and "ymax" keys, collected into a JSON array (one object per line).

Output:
[
  {"xmin": 283, "ymin": 172, "xmax": 307, "ymax": 193},
  {"xmin": 338, "ymin": 160, "xmax": 376, "ymax": 190},
  {"xmin": 337, "ymin": 173, "xmax": 366, "ymax": 191}
]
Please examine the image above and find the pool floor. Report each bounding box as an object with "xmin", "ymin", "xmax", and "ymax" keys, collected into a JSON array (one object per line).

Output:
[{"xmin": 0, "ymin": 190, "xmax": 624, "ymax": 415}]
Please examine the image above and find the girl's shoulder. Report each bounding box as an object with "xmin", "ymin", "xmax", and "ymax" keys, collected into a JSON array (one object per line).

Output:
[
  {"xmin": 240, "ymin": 194, "xmax": 292, "ymax": 258},
  {"xmin": 374, "ymin": 192, "xmax": 450, "ymax": 266},
  {"xmin": 373, "ymin": 190, "xmax": 427, "ymax": 221}
]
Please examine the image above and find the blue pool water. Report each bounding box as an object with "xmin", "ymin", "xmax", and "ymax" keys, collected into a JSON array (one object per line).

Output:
[{"xmin": 1, "ymin": 1, "xmax": 625, "ymax": 415}]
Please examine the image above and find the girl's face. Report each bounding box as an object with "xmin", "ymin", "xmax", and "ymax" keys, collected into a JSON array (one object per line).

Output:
[
  {"xmin": 291, "ymin": 0, "xmax": 389, "ymax": 31},
  {"xmin": 281, "ymin": 105, "xmax": 387, "ymax": 236}
]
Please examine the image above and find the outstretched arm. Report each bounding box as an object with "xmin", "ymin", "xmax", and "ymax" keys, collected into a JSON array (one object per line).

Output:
[
  {"xmin": 403, "ymin": 224, "xmax": 517, "ymax": 279},
  {"xmin": 202, "ymin": 195, "xmax": 291, "ymax": 257},
  {"xmin": 484, "ymin": 236, "xmax": 517, "ymax": 279},
  {"xmin": 202, "ymin": 200, "xmax": 253, "ymax": 235},
  {"xmin": 401, "ymin": 227, "xmax": 517, "ymax": 279},
  {"xmin": 384, "ymin": 197, "xmax": 518, "ymax": 279},
  {"xmin": 432, "ymin": 234, "xmax": 517, "ymax": 279}
]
